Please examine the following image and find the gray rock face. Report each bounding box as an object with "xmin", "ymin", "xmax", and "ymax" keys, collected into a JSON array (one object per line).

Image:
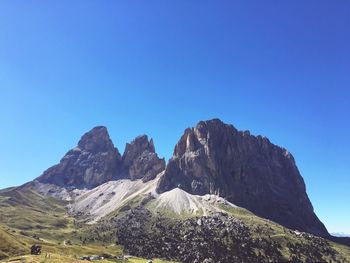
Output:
[
  {"xmin": 156, "ymin": 119, "xmax": 329, "ymax": 237},
  {"xmin": 35, "ymin": 127, "xmax": 165, "ymax": 189},
  {"xmin": 122, "ymin": 135, "xmax": 165, "ymax": 182},
  {"xmin": 37, "ymin": 126, "xmax": 122, "ymax": 189}
]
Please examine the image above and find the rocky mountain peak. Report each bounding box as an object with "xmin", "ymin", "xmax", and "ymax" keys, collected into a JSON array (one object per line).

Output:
[
  {"xmin": 77, "ymin": 126, "xmax": 117, "ymax": 153},
  {"xmin": 123, "ymin": 135, "xmax": 155, "ymax": 165},
  {"xmin": 157, "ymin": 118, "xmax": 329, "ymax": 237},
  {"xmin": 173, "ymin": 119, "xmax": 239, "ymax": 158},
  {"xmin": 34, "ymin": 129, "xmax": 165, "ymax": 189},
  {"xmin": 36, "ymin": 126, "xmax": 122, "ymax": 189},
  {"xmin": 122, "ymin": 135, "xmax": 165, "ymax": 182}
]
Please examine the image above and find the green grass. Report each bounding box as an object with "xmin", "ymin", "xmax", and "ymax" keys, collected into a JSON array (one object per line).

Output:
[
  {"xmin": 0, "ymin": 187, "xmax": 89, "ymax": 245},
  {"xmin": 0, "ymin": 227, "xmax": 175, "ymax": 263},
  {"xmin": 217, "ymin": 203, "xmax": 350, "ymax": 262},
  {"xmin": 333, "ymin": 242, "xmax": 350, "ymax": 262},
  {"xmin": 0, "ymin": 227, "xmax": 28, "ymax": 260},
  {"xmin": 0, "ymin": 188, "xmax": 68, "ymax": 231},
  {"xmin": 0, "ymin": 225, "xmax": 123, "ymax": 260}
]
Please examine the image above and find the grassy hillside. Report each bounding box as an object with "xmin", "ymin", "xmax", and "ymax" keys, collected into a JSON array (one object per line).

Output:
[
  {"xmin": 58, "ymin": 187, "xmax": 350, "ymax": 262},
  {"xmin": 0, "ymin": 227, "xmax": 28, "ymax": 260},
  {"xmin": 0, "ymin": 224, "xmax": 176, "ymax": 262},
  {"xmin": 0, "ymin": 188, "xmax": 177, "ymax": 262},
  {"xmin": 0, "ymin": 188, "xmax": 104, "ymax": 259},
  {"xmin": 0, "ymin": 188, "xmax": 68, "ymax": 230},
  {"xmin": 222, "ymin": 205, "xmax": 350, "ymax": 262},
  {"xmin": 0, "ymin": 187, "xmax": 83, "ymax": 244}
]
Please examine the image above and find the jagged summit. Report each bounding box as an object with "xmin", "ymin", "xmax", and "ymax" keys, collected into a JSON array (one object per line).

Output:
[
  {"xmin": 36, "ymin": 126, "xmax": 122, "ymax": 189},
  {"xmin": 122, "ymin": 134, "xmax": 165, "ymax": 182},
  {"xmin": 123, "ymin": 135, "xmax": 155, "ymax": 165},
  {"xmin": 77, "ymin": 126, "xmax": 119, "ymax": 154},
  {"xmin": 33, "ymin": 127, "xmax": 165, "ymax": 189},
  {"xmin": 157, "ymin": 118, "xmax": 329, "ymax": 237}
]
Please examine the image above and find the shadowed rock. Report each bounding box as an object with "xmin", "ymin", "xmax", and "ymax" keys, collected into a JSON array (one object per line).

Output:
[
  {"xmin": 156, "ymin": 119, "xmax": 329, "ymax": 237},
  {"xmin": 122, "ymin": 135, "xmax": 165, "ymax": 182},
  {"xmin": 30, "ymin": 244, "xmax": 41, "ymax": 255},
  {"xmin": 36, "ymin": 126, "xmax": 122, "ymax": 189},
  {"xmin": 34, "ymin": 127, "xmax": 165, "ymax": 189}
]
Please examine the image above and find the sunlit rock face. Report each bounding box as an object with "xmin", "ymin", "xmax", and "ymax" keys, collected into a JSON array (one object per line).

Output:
[
  {"xmin": 36, "ymin": 126, "xmax": 122, "ymax": 189},
  {"xmin": 35, "ymin": 127, "xmax": 165, "ymax": 189},
  {"xmin": 157, "ymin": 119, "xmax": 329, "ymax": 237}
]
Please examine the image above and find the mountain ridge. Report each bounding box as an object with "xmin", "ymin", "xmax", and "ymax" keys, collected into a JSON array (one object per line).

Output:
[
  {"xmin": 1, "ymin": 118, "xmax": 350, "ymax": 262},
  {"xmin": 34, "ymin": 126, "xmax": 165, "ymax": 189},
  {"xmin": 15, "ymin": 118, "xmax": 350, "ymax": 247}
]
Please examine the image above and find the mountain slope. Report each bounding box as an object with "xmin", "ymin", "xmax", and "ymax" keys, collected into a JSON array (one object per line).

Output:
[
  {"xmin": 150, "ymin": 187, "xmax": 237, "ymax": 216},
  {"xmin": 68, "ymin": 175, "xmax": 238, "ymax": 223},
  {"xmin": 90, "ymin": 198, "xmax": 350, "ymax": 263},
  {"xmin": 0, "ymin": 187, "xmax": 68, "ymax": 232},
  {"xmin": 67, "ymin": 176, "xmax": 350, "ymax": 262},
  {"xmin": 69, "ymin": 176, "xmax": 159, "ymax": 223},
  {"xmin": 1, "ymin": 183, "xmax": 349, "ymax": 263},
  {"xmin": 0, "ymin": 227, "xmax": 28, "ymax": 260},
  {"xmin": 157, "ymin": 119, "xmax": 328, "ymax": 237}
]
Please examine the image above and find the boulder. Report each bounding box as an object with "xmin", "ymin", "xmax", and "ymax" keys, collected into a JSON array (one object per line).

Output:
[{"xmin": 30, "ymin": 244, "xmax": 41, "ymax": 255}]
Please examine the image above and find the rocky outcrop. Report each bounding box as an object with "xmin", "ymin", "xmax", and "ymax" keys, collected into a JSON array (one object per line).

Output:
[
  {"xmin": 34, "ymin": 127, "xmax": 165, "ymax": 189},
  {"xmin": 90, "ymin": 207, "xmax": 340, "ymax": 263},
  {"xmin": 36, "ymin": 126, "xmax": 122, "ymax": 189},
  {"xmin": 122, "ymin": 135, "xmax": 165, "ymax": 182},
  {"xmin": 115, "ymin": 208, "xmax": 261, "ymax": 263},
  {"xmin": 157, "ymin": 119, "xmax": 329, "ymax": 237}
]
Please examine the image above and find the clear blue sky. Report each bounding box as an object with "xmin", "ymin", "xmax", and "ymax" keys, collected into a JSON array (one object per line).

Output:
[{"xmin": 0, "ymin": 1, "xmax": 349, "ymax": 234}]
